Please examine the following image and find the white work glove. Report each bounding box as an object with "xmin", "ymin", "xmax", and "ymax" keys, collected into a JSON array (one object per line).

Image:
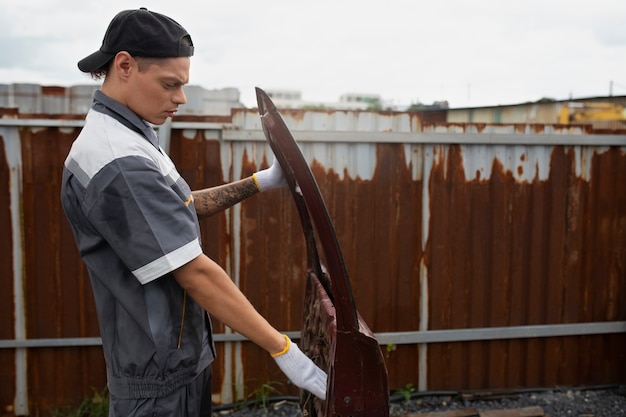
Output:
[
  {"xmin": 272, "ymin": 335, "xmax": 327, "ymax": 400},
  {"xmin": 253, "ymin": 159, "xmax": 287, "ymax": 191}
]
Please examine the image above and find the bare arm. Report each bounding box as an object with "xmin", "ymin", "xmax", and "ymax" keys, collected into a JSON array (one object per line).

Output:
[
  {"xmin": 173, "ymin": 253, "xmax": 328, "ymax": 399},
  {"xmin": 192, "ymin": 177, "xmax": 259, "ymax": 219},
  {"xmin": 173, "ymin": 253, "xmax": 286, "ymax": 354}
]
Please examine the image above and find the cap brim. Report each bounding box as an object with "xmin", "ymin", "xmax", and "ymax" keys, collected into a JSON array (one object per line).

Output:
[{"xmin": 77, "ymin": 50, "xmax": 114, "ymax": 73}]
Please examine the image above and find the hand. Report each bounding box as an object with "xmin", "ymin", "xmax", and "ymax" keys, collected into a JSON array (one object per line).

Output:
[
  {"xmin": 253, "ymin": 159, "xmax": 287, "ymax": 191},
  {"xmin": 272, "ymin": 336, "xmax": 327, "ymax": 400}
]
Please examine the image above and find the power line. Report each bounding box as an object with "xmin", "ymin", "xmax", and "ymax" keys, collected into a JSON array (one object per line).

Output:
[{"xmin": 609, "ymin": 80, "xmax": 626, "ymax": 96}]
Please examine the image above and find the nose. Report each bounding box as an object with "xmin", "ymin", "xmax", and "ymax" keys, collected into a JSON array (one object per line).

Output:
[{"xmin": 173, "ymin": 86, "xmax": 187, "ymax": 105}]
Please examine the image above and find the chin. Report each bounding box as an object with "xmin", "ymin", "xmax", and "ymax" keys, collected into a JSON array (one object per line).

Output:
[{"xmin": 148, "ymin": 117, "xmax": 168, "ymax": 126}]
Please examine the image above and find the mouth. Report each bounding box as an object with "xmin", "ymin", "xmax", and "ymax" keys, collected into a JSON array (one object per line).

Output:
[{"xmin": 165, "ymin": 109, "xmax": 178, "ymax": 117}]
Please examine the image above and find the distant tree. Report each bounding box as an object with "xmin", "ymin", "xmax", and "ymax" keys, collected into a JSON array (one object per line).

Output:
[
  {"xmin": 363, "ymin": 97, "xmax": 383, "ymax": 111},
  {"xmin": 407, "ymin": 102, "xmax": 427, "ymax": 111},
  {"xmin": 407, "ymin": 101, "xmax": 449, "ymax": 111}
]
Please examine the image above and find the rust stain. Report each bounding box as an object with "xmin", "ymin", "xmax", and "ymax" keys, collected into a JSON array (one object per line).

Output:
[
  {"xmin": 426, "ymin": 144, "xmax": 626, "ymax": 390},
  {"xmin": 3, "ymin": 119, "xmax": 625, "ymax": 415},
  {"xmin": 18, "ymin": 126, "xmax": 106, "ymax": 412},
  {"xmin": 41, "ymin": 86, "xmax": 67, "ymax": 96}
]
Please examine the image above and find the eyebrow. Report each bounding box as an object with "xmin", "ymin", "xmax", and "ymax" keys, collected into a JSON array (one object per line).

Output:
[{"xmin": 162, "ymin": 76, "xmax": 188, "ymax": 86}]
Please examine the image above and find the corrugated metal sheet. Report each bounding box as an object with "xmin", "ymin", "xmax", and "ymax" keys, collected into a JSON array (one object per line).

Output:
[
  {"xmin": 1, "ymin": 110, "xmax": 625, "ymax": 416},
  {"xmin": 424, "ymin": 143, "xmax": 626, "ymax": 389},
  {"xmin": 21, "ymin": 124, "xmax": 105, "ymax": 413},
  {"xmin": 180, "ymin": 109, "xmax": 626, "ymax": 398}
]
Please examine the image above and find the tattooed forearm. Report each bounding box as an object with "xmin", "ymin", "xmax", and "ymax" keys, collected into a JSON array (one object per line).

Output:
[{"xmin": 192, "ymin": 177, "xmax": 259, "ymax": 219}]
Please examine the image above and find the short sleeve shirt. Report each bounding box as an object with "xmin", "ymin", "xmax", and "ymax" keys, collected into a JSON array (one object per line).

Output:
[{"xmin": 61, "ymin": 90, "xmax": 214, "ymax": 399}]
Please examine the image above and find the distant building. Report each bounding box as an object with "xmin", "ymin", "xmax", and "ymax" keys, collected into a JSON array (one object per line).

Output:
[
  {"xmin": 0, "ymin": 83, "xmax": 409, "ymax": 114},
  {"xmin": 265, "ymin": 89, "xmax": 386, "ymax": 110},
  {"xmin": 266, "ymin": 89, "xmax": 302, "ymax": 101},
  {"xmin": 445, "ymin": 95, "xmax": 626, "ymax": 130},
  {"xmin": 339, "ymin": 93, "xmax": 382, "ymax": 109},
  {"xmin": 0, "ymin": 83, "xmax": 244, "ymax": 116},
  {"xmin": 178, "ymin": 86, "xmax": 243, "ymax": 115}
]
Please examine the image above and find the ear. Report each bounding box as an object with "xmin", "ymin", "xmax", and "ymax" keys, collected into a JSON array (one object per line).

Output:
[{"xmin": 111, "ymin": 51, "xmax": 135, "ymax": 81}]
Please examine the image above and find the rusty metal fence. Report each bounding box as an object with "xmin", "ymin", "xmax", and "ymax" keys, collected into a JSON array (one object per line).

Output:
[{"xmin": 1, "ymin": 109, "xmax": 625, "ymax": 416}]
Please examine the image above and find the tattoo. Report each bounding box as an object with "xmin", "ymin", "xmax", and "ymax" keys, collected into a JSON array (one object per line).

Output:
[{"xmin": 192, "ymin": 177, "xmax": 259, "ymax": 219}]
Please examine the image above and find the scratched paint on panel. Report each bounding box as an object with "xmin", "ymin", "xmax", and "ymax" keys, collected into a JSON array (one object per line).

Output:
[
  {"xmin": 302, "ymin": 143, "xmax": 424, "ymax": 391},
  {"xmin": 3, "ymin": 114, "xmax": 626, "ymax": 416},
  {"xmin": 237, "ymin": 107, "xmax": 426, "ymax": 393},
  {"xmin": 228, "ymin": 138, "xmax": 427, "ymax": 394},
  {"xmin": 236, "ymin": 144, "xmax": 308, "ymax": 400},
  {"xmin": 426, "ymin": 144, "xmax": 626, "ymax": 391},
  {"xmin": 197, "ymin": 125, "xmax": 620, "ymax": 394}
]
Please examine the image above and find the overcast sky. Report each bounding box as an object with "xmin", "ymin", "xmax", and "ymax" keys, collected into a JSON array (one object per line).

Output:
[{"xmin": 2, "ymin": 0, "xmax": 625, "ymax": 108}]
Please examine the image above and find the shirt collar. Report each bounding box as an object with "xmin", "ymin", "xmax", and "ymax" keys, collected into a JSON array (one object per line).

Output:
[{"xmin": 92, "ymin": 90, "xmax": 160, "ymax": 149}]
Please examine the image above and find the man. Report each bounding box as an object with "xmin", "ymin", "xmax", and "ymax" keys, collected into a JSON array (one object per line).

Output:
[{"xmin": 60, "ymin": 8, "xmax": 326, "ymax": 417}]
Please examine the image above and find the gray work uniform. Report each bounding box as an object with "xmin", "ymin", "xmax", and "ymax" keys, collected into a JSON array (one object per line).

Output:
[{"xmin": 61, "ymin": 90, "xmax": 215, "ymax": 415}]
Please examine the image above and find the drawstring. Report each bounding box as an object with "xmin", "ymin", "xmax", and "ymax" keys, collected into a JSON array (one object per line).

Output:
[{"xmin": 177, "ymin": 290, "xmax": 187, "ymax": 349}]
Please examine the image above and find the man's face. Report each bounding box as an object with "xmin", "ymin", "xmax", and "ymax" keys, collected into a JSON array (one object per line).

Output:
[{"xmin": 126, "ymin": 56, "xmax": 190, "ymax": 125}]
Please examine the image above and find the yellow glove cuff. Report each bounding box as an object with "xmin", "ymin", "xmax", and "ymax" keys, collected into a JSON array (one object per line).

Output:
[
  {"xmin": 271, "ymin": 334, "xmax": 291, "ymax": 358},
  {"xmin": 252, "ymin": 173, "xmax": 261, "ymax": 191}
]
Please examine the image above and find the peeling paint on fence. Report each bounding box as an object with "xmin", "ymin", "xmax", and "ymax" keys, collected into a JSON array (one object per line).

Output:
[{"xmin": 1, "ymin": 111, "xmax": 625, "ymax": 416}]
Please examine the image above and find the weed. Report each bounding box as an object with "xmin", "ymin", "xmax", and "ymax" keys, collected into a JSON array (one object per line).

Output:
[
  {"xmin": 385, "ymin": 343, "xmax": 397, "ymax": 358},
  {"xmin": 248, "ymin": 380, "xmax": 284, "ymax": 413},
  {"xmin": 393, "ymin": 383, "xmax": 415, "ymax": 402},
  {"xmin": 51, "ymin": 387, "xmax": 109, "ymax": 417}
]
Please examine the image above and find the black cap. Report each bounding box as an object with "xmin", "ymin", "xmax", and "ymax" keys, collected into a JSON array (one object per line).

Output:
[{"xmin": 78, "ymin": 8, "xmax": 194, "ymax": 73}]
